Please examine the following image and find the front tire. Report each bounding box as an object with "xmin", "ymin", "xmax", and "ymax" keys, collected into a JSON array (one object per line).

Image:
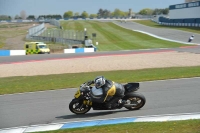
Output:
[
  {"xmin": 69, "ymin": 99, "xmax": 91, "ymax": 115},
  {"xmin": 123, "ymin": 92, "xmax": 146, "ymax": 110}
]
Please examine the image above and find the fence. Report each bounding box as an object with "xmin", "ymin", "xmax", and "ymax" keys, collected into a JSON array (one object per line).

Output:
[
  {"xmin": 26, "ymin": 20, "xmax": 85, "ymax": 47},
  {"xmin": 156, "ymin": 16, "xmax": 200, "ymax": 27},
  {"xmin": 28, "ymin": 23, "xmax": 46, "ymax": 36}
]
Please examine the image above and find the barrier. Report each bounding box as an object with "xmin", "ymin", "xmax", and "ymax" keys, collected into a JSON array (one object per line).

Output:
[
  {"xmin": 0, "ymin": 48, "xmax": 96, "ymax": 56},
  {"xmin": 0, "ymin": 50, "xmax": 26, "ymax": 56},
  {"xmin": 64, "ymin": 48, "xmax": 96, "ymax": 54}
]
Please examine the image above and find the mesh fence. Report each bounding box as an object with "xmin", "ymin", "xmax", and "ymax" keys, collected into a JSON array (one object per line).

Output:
[{"xmin": 26, "ymin": 20, "xmax": 85, "ymax": 48}]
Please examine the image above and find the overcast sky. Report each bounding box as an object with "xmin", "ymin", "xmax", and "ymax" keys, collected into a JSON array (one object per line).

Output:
[{"xmin": 0, "ymin": 0, "xmax": 184, "ymax": 17}]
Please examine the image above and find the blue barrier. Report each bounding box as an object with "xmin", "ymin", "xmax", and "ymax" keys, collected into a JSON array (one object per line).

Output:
[
  {"xmin": 0, "ymin": 50, "xmax": 10, "ymax": 56},
  {"xmin": 75, "ymin": 48, "xmax": 84, "ymax": 53},
  {"xmin": 0, "ymin": 50, "xmax": 26, "ymax": 56},
  {"xmin": 64, "ymin": 48, "xmax": 96, "ymax": 54}
]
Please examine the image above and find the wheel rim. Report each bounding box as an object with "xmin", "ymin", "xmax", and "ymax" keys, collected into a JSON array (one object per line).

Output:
[
  {"xmin": 72, "ymin": 102, "xmax": 90, "ymax": 114},
  {"xmin": 127, "ymin": 97, "xmax": 144, "ymax": 109}
]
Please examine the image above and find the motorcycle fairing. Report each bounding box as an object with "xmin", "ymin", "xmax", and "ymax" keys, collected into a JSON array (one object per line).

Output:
[
  {"xmin": 103, "ymin": 82, "xmax": 116, "ymax": 102},
  {"xmin": 74, "ymin": 89, "xmax": 81, "ymax": 98}
]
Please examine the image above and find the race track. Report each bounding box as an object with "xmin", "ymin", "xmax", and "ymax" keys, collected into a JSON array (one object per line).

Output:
[
  {"xmin": 0, "ymin": 78, "xmax": 200, "ymax": 129},
  {"xmin": 0, "ymin": 20, "xmax": 200, "ymax": 130}
]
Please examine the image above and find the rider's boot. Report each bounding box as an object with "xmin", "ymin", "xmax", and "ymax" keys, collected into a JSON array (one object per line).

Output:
[
  {"xmin": 106, "ymin": 96, "xmax": 122, "ymax": 109},
  {"xmin": 117, "ymin": 99, "xmax": 126, "ymax": 108}
]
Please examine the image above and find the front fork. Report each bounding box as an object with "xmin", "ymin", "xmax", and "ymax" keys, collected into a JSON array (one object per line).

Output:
[
  {"xmin": 83, "ymin": 100, "xmax": 92, "ymax": 106},
  {"xmin": 74, "ymin": 98, "xmax": 92, "ymax": 109}
]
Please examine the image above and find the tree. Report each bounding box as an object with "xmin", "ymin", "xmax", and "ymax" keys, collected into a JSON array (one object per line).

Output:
[
  {"xmin": 97, "ymin": 8, "xmax": 103, "ymax": 17},
  {"xmin": 102, "ymin": 9, "xmax": 111, "ymax": 17},
  {"xmin": 74, "ymin": 12, "xmax": 79, "ymax": 17},
  {"xmin": 163, "ymin": 8, "xmax": 169, "ymax": 15},
  {"xmin": 89, "ymin": 14, "xmax": 97, "ymax": 18},
  {"xmin": 112, "ymin": 8, "xmax": 126, "ymax": 17},
  {"xmin": 63, "ymin": 11, "xmax": 73, "ymax": 18},
  {"xmin": 81, "ymin": 11, "xmax": 89, "ymax": 18},
  {"xmin": 20, "ymin": 10, "xmax": 26, "ymax": 19},
  {"xmin": 15, "ymin": 15, "xmax": 22, "ymax": 19},
  {"xmin": 138, "ymin": 8, "xmax": 153, "ymax": 15},
  {"xmin": 37, "ymin": 15, "xmax": 45, "ymax": 20},
  {"xmin": 0, "ymin": 15, "xmax": 11, "ymax": 20},
  {"xmin": 152, "ymin": 8, "xmax": 169, "ymax": 15},
  {"xmin": 27, "ymin": 15, "xmax": 35, "ymax": 20}
]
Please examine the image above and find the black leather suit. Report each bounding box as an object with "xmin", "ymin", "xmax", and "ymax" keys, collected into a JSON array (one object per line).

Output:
[{"xmin": 88, "ymin": 79, "xmax": 125, "ymax": 108}]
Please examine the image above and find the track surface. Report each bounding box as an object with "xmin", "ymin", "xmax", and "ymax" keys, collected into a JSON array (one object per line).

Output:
[
  {"xmin": 0, "ymin": 46, "xmax": 200, "ymax": 64},
  {"xmin": 1, "ymin": 21, "xmax": 200, "ymax": 129},
  {"xmin": 114, "ymin": 21, "xmax": 200, "ymax": 44},
  {"xmin": 0, "ymin": 78, "xmax": 200, "ymax": 129}
]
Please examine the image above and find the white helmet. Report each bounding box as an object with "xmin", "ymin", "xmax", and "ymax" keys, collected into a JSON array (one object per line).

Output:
[{"xmin": 94, "ymin": 76, "xmax": 106, "ymax": 88}]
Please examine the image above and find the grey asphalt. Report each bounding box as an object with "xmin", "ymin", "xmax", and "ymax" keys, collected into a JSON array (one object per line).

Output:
[
  {"xmin": 1, "ymin": 20, "xmax": 200, "ymax": 64},
  {"xmin": 0, "ymin": 78, "xmax": 200, "ymax": 129},
  {"xmin": 0, "ymin": 46, "xmax": 200, "ymax": 64},
  {"xmin": 113, "ymin": 21, "xmax": 200, "ymax": 44}
]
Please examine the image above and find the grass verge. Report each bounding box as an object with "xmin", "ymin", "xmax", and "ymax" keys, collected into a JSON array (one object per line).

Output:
[
  {"xmin": 36, "ymin": 119, "xmax": 200, "ymax": 133},
  {"xmin": 60, "ymin": 21, "xmax": 189, "ymax": 51},
  {"xmin": 0, "ymin": 23, "xmax": 30, "ymax": 49},
  {"xmin": 0, "ymin": 66, "xmax": 200, "ymax": 95},
  {"xmin": 133, "ymin": 20, "xmax": 200, "ymax": 34}
]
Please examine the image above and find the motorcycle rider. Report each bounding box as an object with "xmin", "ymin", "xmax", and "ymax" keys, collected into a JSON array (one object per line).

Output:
[{"xmin": 88, "ymin": 76, "xmax": 126, "ymax": 109}]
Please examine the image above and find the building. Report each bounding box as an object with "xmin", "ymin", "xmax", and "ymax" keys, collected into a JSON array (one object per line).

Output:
[
  {"xmin": 169, "ymin": 1, "xmax": 200, "ymax": 19},
  {"xmin": 185, "ymin": 0, "xmax": 199, "ymax": 3},
  {"xmin": 158, "ymin": 1, "xmax": 200, "ymax": 27}
]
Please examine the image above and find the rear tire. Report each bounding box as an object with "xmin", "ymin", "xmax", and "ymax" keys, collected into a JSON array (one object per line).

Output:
[
  {"xmin": 69, "ymin": 99, "xmax": 91, "ymax": 115},
  {"xmin": 123, "ymin": 92, "xmax": 146, "ymax": 110}
]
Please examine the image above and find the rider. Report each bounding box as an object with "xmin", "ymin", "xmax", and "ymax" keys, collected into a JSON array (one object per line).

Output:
[{"xmin": 88, "ymin": 76, "xmax": 126, "ymax": 109}]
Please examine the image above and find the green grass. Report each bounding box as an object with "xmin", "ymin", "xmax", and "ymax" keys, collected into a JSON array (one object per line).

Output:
[
  {"xmin": 0, "ymin": 36, "xmax": 5, "ymax": 48},
  {"xmin": 0, "ymin": 23, "xmax": 28, "ymax": 49},
  {"xmin": 0, "ymin": 66, "xmax": 200, "ymax": 95},
  {"xmin": 0, "ymin": 21, "xmax": 192, "ymax": 50},
  {"xmin": 133, "ymin": 20, "xmax": 200, "ymax": 34},
  {"xmin": 60, "ymin": 20, "xmax": 84, "ymax": 31},
  {"xmin": 59, "ymin": 20, "xmax": 189, "ymax": 51},
  {"xmin": 36, "ymin": 119, "xmax": 200, "ymax": 133}
]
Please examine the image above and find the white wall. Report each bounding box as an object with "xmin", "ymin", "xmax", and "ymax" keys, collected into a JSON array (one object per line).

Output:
[
  {"xmin": 10, "ymin": 50, "xmax": 26, "ymax": 56},
  {"xmin": 169, "ymin": 6, "xmax": 200, "ymax": 19}
]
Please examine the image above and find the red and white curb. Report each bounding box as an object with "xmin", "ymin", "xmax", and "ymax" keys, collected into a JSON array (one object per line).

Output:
[{"xmin": 0, "ymin": 112, "xmax": 200, "ymax": 133}]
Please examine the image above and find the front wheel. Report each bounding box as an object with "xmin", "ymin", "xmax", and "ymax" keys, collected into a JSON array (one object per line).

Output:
[
  {"xmin": 69, "ymin": 99, "xmax": 91, "ymax": 115},
  {"xmin": 123, "ymin": 92, "xmax": 146, "ymax": 110}
]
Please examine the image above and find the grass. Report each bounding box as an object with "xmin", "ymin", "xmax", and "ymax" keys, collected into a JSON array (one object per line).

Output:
[
  {"xmin": 59, "ymin": 20, "xmax": 189, "ymax": 51},
  {"xmin": 0, "ymin": 23, "xmax": 29, "ymax": 49},
  {"xmin": 0, "ymin": 21, "xmax": 199, "ymax": 132},
  {"xmin": 133, "ymin": 20, "xmax": 200, "ymax": 34},
  {"xmin": 36, "ymin": 119, "xmax": 200, "ymax": 133},
  {"xmin": 0, "ymin": 21, "xmax": 193, "ymax": 50},
  {"xmin": 0, "ymin": 66, "xmax": 200, "ymax": 95}
]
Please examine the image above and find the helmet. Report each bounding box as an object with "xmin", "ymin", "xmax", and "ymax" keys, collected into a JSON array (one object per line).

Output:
[{"xmin": 94, "ymin": 76, "xmax": 106, "ymax": 88}]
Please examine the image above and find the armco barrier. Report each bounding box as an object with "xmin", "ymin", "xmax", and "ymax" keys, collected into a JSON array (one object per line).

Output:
[
  {"xmin": 0, "ymin": 50, "xmax": 26, "ymax": 56},
  {"xmin": 64, "ymin": 48, "xmax": 96, "ymax": 53},
  {"xmin": 0, "ymin": 48, "xmax": 97, "ymax": 56}
]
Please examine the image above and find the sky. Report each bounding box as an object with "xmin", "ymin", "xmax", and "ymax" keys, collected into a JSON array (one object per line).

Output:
[{"xmin": 0, "ymin": 0, "xmax": 184, "ymax": 17}]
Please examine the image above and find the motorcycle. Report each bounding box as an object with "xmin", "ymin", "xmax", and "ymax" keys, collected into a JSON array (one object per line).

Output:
[{"xmin": 69, "ymin": 81, "xmax": 146, "ymax": 114}]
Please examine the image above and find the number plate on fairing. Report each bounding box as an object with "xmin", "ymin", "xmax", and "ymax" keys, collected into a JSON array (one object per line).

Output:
[{"xmin": 74, "ymin": 89, "xmax": 81, "ymax": 98}]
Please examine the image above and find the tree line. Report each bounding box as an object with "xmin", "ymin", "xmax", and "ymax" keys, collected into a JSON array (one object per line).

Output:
[{"xmin": 0, "ymin": 8, "xmax": 169, "ymax": 20}]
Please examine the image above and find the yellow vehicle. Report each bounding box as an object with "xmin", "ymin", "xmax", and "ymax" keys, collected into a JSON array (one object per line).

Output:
[{"xmin": 24, "ymin": 42, "xmax": 50, "ymax": 54}]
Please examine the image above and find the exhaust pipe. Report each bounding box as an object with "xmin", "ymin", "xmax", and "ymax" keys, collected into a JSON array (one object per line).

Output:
[{"xmin": 123, "ymin": 104, "xmax": 137, "ymax": 108}]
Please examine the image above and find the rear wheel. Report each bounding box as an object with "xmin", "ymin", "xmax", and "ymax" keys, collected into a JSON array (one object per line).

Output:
[
  {"xmin": 123, "ymin": 92, "xmax": 146, "ymax": 110},
  {"xmin": 69, "ymin": 99, "xmax": 91, "ymax": 114}
]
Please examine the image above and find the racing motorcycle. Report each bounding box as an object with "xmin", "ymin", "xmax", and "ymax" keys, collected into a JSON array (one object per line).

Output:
[{"xmin": 69, "ymin": 81, "xmax": 146, "ymax": 114}]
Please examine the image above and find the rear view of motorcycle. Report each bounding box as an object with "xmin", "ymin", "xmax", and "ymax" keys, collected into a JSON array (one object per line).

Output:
[{"xmin": 69, "ymin": 81, "xmax": 146, "ymax": 114}]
